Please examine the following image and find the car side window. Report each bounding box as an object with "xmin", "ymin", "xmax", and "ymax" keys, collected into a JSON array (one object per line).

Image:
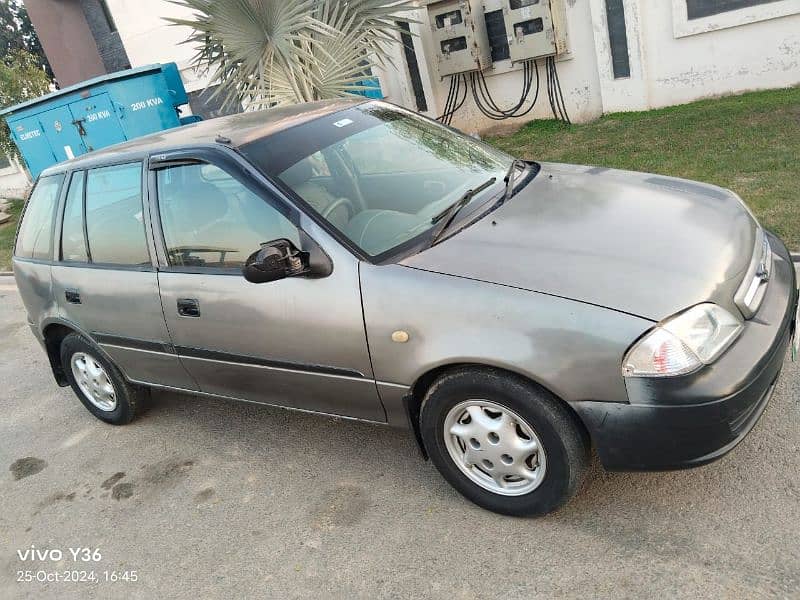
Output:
[
  {"xmin": 14, "ymin": 174, "xmax": 64, "ymax": 260},
  {"xmin": 61, "ymin": 171, "xmax": 88, "ymax": 262},
  {"xmin": 156, "ymin": 163, "xmax": 300, "ymax": 269},
  {"xmin": 85, "ymin": 163, "xmax": 150, "ymax": 266}
]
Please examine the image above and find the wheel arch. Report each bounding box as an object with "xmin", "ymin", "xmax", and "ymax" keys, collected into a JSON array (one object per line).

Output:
[
  {"xmin": 405, "ymin": 362, "xmax": 591, "ymax": 459},
  {"xmin": 41, "ymin": 318, "xmax": 118, "ymax": 387}
]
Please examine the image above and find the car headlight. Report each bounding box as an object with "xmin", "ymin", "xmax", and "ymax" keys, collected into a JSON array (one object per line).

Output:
[{"xmin": 622, "ymin": 303, "xmax": 743, "ymax": 378}]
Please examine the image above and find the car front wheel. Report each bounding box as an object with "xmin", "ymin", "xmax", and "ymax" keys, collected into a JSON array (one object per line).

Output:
[{"xmin": 420, "ymin": 368, "xmax": 589, "ymax": 516}]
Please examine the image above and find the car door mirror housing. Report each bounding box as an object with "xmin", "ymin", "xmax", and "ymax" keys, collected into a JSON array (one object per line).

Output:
[
  {"xmin": 298, "ymin": 229, "xmax": 333, "ymax": 278},
  {"xmin": 243, "ymin": 239, "xmax": 308, "ymax": 284}
]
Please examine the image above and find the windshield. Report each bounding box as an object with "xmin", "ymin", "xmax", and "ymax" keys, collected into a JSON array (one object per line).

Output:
[{"xmin": 241, "ymin": 102, "xmax": 515, "ymax": 259}]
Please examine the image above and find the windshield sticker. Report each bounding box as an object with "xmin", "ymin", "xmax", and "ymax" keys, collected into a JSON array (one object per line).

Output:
[{"xmin": 333, "ymin": 118, "xmax": 354, "ymax": 128}]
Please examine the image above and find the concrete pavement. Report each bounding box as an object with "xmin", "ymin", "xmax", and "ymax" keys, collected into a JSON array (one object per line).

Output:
[{"xmin": 1, "ymin": 276, "xmax": 798, "ymax": 599}]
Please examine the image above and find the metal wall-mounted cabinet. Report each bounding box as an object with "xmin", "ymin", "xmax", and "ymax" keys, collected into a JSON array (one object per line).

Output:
[
  {"xmin": 503, "ymin": 0, "xmax": 568, "ymax": 63},
  {"xmin": 424, "ymin": 0, "xmax": 493, "ymax": 77},
  {"xmin": 0, "ymin": 63, "xmax": 196, "ymax": 178}
]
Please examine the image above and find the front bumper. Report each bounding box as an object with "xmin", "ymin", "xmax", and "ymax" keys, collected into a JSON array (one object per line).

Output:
[{"xmin": 574, "ymin": 233, "xmax": 798, "ymax": 471}]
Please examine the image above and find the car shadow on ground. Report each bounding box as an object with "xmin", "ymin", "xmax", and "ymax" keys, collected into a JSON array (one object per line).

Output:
[{"xmin": 136, "ymin": 360, "xmax": 797, "ymax": 526}]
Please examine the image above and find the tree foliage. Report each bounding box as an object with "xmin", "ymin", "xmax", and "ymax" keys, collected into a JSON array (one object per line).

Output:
[
  {"xmin": 0, "ymin": 50, "xmax": 52, "ymax": 158},
  {"xmin": 0, "ymin": 1, "xmax": 53, "ymax": 161},
  {"xmin": 166, "ymin": 0, "xmax": 415, "ymax": 109}
]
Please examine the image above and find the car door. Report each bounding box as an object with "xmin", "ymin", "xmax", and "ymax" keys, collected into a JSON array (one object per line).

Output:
[
  {"xmin": 8, "ymin": 115, "xmax": 57, "ymax": 177},
  {"xmin": 39, "ymin": 105, "xmax": 87, "ymax": 162},
  {"xmin": 68, "ymin": 94, "xmax": 126, "ymax": 152},
  {"xmin": 148, "ymin": 150, "xmax": 385, "ymax": 422},
  {"xmin": 51, "ymin": 162, "xmax": 197, "ymax": 391}
]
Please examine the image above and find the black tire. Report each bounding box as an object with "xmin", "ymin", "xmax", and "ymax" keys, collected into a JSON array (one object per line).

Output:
[
  {"xmin": 60, "ymin": 333, "xmax": 142, "ymax": 425},
  {"xmin": 420, "ymin": 367, "xmax": 589, "ymax": 516}
]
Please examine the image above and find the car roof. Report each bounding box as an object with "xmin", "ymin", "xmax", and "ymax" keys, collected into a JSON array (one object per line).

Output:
[{"xmin": 40, "ymin": 97, "xmax": 366, "ymax": 176}]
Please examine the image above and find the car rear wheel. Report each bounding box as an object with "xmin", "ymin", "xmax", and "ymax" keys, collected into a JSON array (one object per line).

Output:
[
  {"xmin": 420, "ymin": 368, "xmax": 589, "ymax": 516},
  {"xmin": 60, "ymin": 333, "xmax": 143, "ymax": 425}
]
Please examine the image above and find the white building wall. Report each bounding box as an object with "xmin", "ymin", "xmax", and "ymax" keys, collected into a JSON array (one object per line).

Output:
[
  {"xmin": 104, "ymin": 0, "xmax": 800, "ymax": 132},
  {"xmin": 583, "ymin": 0, "xmax": 800, "ymax": 114},
  {"xmin": 374, "ymin": 27, "xmax": 425, "ymax": 115},
  {"xmin": 105, "ymin": 0, "xmax": 210, "ymax": 96},
  {"xmin": 637, "ymin": 1, "xmax": 800, "ymax": 110},
  {"xmin": 389, "ymin": 1, "xmax": 606, "ymax": 131},
  {"xmin": 0, "ymin": 157, "xmax": 31, "ymax": 198},
  {"xmin": 588, "ymin": 0, "xmax": 649, "ymax": 113},
  {"xmin": 382, "ymin": 0, "xmax": 800, "ymax": 130},
  {"xmin": 372, "ymin": 8, "xmax": 444, "ymax": 119}
]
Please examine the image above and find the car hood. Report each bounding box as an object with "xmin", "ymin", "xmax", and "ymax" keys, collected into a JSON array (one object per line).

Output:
[{"xmin": 401, "ymin": 163, "xmax": 757, "ymax": 321}]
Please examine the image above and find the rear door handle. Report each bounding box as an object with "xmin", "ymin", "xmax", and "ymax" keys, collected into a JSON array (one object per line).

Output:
[
  {"xmin": 177, "ymin": 298, "xmax": 200, "ymax": 317},
  {"xmin": 65, "ymin": 288, "xmax": 81, "ymax": 304}
]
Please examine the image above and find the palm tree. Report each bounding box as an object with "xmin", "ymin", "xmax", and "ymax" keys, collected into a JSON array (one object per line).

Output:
[{"xmin": 167, "ymin": 0, "xmax": 415, "ymax": 109}]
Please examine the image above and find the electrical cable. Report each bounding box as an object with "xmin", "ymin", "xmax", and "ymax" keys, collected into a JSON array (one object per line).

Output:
[
  {"xmin": 546, "ymin": 57, "xmax": 557, "ymax": 121},
  {"xmin": 545, "ymin": 56, "xmax": 571, "ymax": 124},
  {"xmin": 475, "ymin": 61, "xmax": 528, "ymax": 116},
  {"xmin": 469, "ymin": 74, "xmax": 503, "ymax": 121},
  {"xmin": 437, "ymin": 74, "xmax": 457, "ymax": 123},
  {"xmin": 439, "ymin": 73, "xmax": 466, "ymax": 125},
  {"xmin": 510, "ymin": 59, "xmax": 540, "ymax": 119},
  {"xmin": 437, "ymin": 73, "xmax": 467, "ymax": 125},
  {"xmin": 448, "ymin": 74, "xmax": 468, "ymax": 125},
  {"xmin": 547, "ymin": 58, "xmax": 561, "ymax": 122},
  {"xmin": 473, "ymin": 63, "xmax": 528, "ymax": 120},
  {"xmin": 469, "ymin": 59, "xmax": 539, "ymax": 121},
  {"xmin": 551, "ymin": 56, "xmax": 571, "ymax": 124},
  {"xmin": 476, "ymin": 60, "xmax": 537, "ymax": 120},
  {"xmin": 438, "ymin": 53, "xmax": 558, "ymax": 123}
]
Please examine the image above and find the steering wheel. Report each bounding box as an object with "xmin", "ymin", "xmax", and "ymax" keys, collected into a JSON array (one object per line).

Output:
[
  {"xmin": 322, "ymin": 197, "xmax": 356, "ymax": 221},
  {"xmin": 326, "ymin": 146, "xmax": 368, "ymax": 213}
]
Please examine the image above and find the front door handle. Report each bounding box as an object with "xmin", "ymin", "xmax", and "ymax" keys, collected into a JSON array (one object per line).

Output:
[
  {"xmin": 65, "ymin": 288, "xmax": 81, "ymax": 304},
  {"xmin": 177, "ymin": 298, "xmax": 200, "ymax": 317}
]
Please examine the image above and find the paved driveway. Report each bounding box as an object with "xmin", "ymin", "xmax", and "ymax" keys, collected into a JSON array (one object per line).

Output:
[{"xmin": 0, "ymin": 276, "xmax": 798, "ymax": 599}]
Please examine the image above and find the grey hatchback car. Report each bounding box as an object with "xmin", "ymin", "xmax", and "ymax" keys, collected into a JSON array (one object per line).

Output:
[{"xmin": 13, "ymin": 99, "xmax": 799, "ymax": 516}]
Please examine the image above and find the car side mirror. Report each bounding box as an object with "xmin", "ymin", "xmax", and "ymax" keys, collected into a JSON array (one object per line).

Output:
[{"xmin": 243, "ymin": 239, "xmax": 308, "ymax": 284}]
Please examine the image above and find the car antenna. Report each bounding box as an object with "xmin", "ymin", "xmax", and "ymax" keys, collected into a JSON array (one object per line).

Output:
[{"xmin": 215, "ymin": 134, "xmax": 232, "ymax": 145}]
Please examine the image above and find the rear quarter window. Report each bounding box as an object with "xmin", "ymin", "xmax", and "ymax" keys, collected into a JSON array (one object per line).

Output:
[{"xmin": 14, "ymin": 174, "xmax": 64, "ymax": 260}]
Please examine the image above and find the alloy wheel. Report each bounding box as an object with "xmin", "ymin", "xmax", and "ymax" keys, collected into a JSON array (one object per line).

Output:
[
  {"xmin": 70, "ymin": 352, "xmax": 117, "ymax": 412},
  {"xmin": 443, "ymin": 399, "xmax": 547, "ymax": 496}
]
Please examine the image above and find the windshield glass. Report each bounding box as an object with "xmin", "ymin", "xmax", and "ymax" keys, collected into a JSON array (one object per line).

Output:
[{"xmin": 241, "ymin": 102, "xmax": 514, "ymax": 259}]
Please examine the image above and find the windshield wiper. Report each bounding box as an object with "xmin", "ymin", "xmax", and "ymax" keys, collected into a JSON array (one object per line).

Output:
[
  {"xmin": 503, "ymin": 159, "xmax": 527, "ymax": 201},
  {"xmin": 429, "ymin": 177, "xmax": 496, "ymax": 246}
]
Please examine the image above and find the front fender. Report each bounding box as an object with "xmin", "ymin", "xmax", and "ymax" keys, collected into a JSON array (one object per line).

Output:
[{"xmin": 360, "ymin": 263, "xmax": 653, "ymax": 425}]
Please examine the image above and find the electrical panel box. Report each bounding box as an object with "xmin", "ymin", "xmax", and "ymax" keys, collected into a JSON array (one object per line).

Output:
[
  {"xmin": 0, "ymin": 63, "xmax": 194, "ymax": 178},
  {"xmin": 425, "ymin": 0, "xmax": 492, "ymax": 78},
  {"xmin": 503, "ymin": 0, "xmax": 568, "ymax": 63}
]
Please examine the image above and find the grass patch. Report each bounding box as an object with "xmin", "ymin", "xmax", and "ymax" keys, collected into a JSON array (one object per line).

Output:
[
  {"xmin": 488, "ymin": 87, "xmax": 800, "ymax": 250},
  {"xmin": 0, "ymin": 198, "xmax": 24, "ymax": 271}
]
